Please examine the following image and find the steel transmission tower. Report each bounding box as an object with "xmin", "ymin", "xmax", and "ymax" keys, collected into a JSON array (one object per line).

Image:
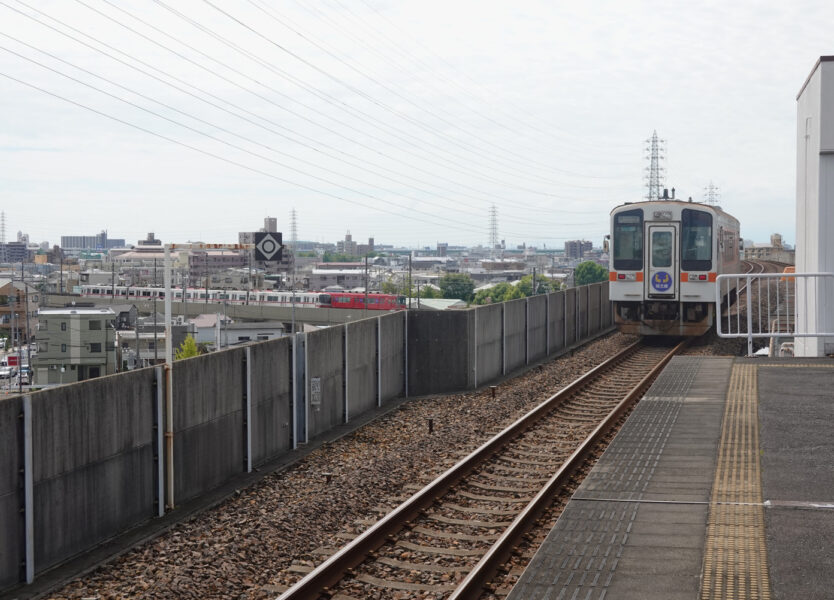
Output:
[
  {"xmin": 0, "ymin": 212, "xmax": 5, "ymax": 244},
  {"xmin": 703, "ymin": 182, "xmax": 720, "ymax": 206},
  {"xmin": 489, "ymin": 204, "xmax": 499, "ymax": 257},
  {"xmin": 644, "ymin": 131, "xmax": 666, "ymax": 201}
]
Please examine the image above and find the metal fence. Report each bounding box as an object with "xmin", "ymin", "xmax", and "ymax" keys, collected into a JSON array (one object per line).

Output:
[{"xmin": 716, "ymin": 272, "xmax": 834, "ymax": 356}]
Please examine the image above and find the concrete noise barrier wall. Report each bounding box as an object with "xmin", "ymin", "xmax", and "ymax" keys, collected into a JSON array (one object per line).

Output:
[
  {"xmin": 1, "ymin": 283, "xmax": 612, "ymax": 594},
  {"xmin": 305, "ymin": 326, "xmax": 345, "ymax": 438},
  {"xmin": 378, "ymin": 313, "xmax": 405, "ymax": 403},
  {"xmin": 548, "ymin": 291, "xmax": 566, "ymax": 354},
  {"xmin": 527, "ymin": 294, "xmax": 548, "ymax": 362},
  {"xmin": 503, "ymin": 298, "xmax": 527, "ymax": 373},
  {"xmin": 564, "ymin": 287, "xmax": 577, "ymax": 347},
  {"xmin": 408, "ymin": 283, "xmax": 611, "ymax": 396},
  {"xmin": 475, "ymin": 303, "xmax": 503, "ymax": 385},
  {"xmin": 407, "ymin": 311, "xmax": 471, "ymax": 395},
  {"xmin": 173, "ymin": 348, "xmax": 246, "ymax": 505},
  {"xmin": 346, "ymin": 319, "xmax": 377, "ymax": 421},
  {"xmin": 0, "ymin": 396, "xmax": 24, "ymax": 589},
  {"xmin": 248, "ymin": 338, "xmax": 292, "ymax": 467}
]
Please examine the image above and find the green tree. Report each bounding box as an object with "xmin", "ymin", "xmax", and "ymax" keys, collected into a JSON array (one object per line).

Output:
[
  {"xmin": 517, "ymin": 274, "xmax": 556, "ymax": 296},
  {"xmin": 380, "ymin": 279, "xmax": 401, "ymax": 294},
  {"xmin": 418, "ymin": 285, "xmax": 441, "ymax": 299},
  {"xmin": 473, "ymin": 282, "xmax": 523, "ymax": 305},
  {"xmin": 438, "ymin": 273, "xmax": 475, "ymax": 302},
  {"xmin": 175, "ymin": 335, "xmax": 200, "ymax": 360},
  {"xmin": 574, "ymin": 261, "xmax": 609, "ymax": 286},
  {"xmin": 322, "ymin": 251, "xmax": 358, "ymax": 262}
]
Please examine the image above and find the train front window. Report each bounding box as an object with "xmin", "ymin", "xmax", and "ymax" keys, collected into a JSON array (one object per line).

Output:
[
  {"xmin": 681, "ymin": 209, "xmax": 712, "ymax": 271},
  {"xmin": 651, "ymin": 231, "xmax": 672, "ymax": 267},
  {"xmin": 613, "ymin": 209, "xmax": 643, "ymax": 270}
]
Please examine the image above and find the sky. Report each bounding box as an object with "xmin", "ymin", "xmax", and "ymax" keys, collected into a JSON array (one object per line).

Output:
[{"xmin": 1, "ymin": 0, "xmax": 831, "ymax": 249}]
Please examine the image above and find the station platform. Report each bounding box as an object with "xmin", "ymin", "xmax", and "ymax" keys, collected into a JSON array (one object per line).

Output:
[{"xmin": 507, "ymin": 355, "xmax": 834, "ymax": 600}]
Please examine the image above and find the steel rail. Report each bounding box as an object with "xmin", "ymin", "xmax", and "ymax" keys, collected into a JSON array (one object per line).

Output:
[
  {"xmin": 448, "ymin": 337, "xmax": 689, "ymax": 600},
  {"xmin": 277, "ymin": 339, "xmax": 672, "ymax": 600}
]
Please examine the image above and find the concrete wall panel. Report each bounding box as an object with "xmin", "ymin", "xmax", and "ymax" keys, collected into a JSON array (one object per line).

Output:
[
  {"xmin": 378, "ymin": 313, "xmax": 404, "ymax": 403},
  {"xmin": 589, "ymin": 284, "xmax": 601, "ymax": 334},
  {"xmin": 527, "ymin": 295, "xmax": 547, "ymax": 362},
  {"xmin": 306, "ymin": 326, "xmax": 345, "ymax": 438},
  {"xmin": 173, "ymin": 349, "xmax": 245, "ymax": 504},
  {"xmin": 548, "ymin": 291, "xmax": 566, "ymax": 354},
  {"xmin": 31, "ymin": 370, "xmax": 157, "ymax": 572},
  {"xmin": 34, "ymin": 447, "xmax": 153, "ymax": 571},
  {"xmin": 248, "ymin": 337, "xmax": 292, "ymax": 466},
  {"xmin": 504, "ymin": 298, "xmax": 527, "ymax": 372},
  {"xmin": 602, "ymin": 282, "xmax": 611, "ymax": 328},
  {"xmin": 407, "ymin": 311, "xmax": 470, "ymax": 395},
  {"xmin": 0, "ymin": 396, "xmax": 22, "ymax": 589},
  {"xmin": 475, "ymin": 304, "xmax": 502, "ymax": 385},
  {"xmin": 346, "ymin": 319, "xmax": 377, "ymax": 420},
  {"xmin": 577, "ymin": 286, "xmax": 589, "ymax": 340},
  {"xmin": 565, "ymin": 288, "xmax": 577, "ymax": 347}
]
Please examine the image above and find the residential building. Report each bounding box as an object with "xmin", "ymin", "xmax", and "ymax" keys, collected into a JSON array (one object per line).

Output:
[
  {"xmin": 34, "ymin": 307, "xmax": 117, "ymax": 384},
  {"xmin": 0, "ymin": 280, "xmax": 39, "ymax": 344},
  {"xmin": 564, "ymin": 240, "xmax": 593, "ymax": 260},
  {"xmin": 743, "ymin": 233, "xmax": 795, "ymax": 264},
  {"xmin": 60, "ymin": 230, "xmax": 125, "ymax": 253},
  {"xmin": 336, "ymin": 231, "xmax": 358, "ymax": 256},
  {"xmin": 0, "ymin": 241, "xmax": 29, "ymax": 263},
  {"xmin": 188, "ymin": 250, "xmax": 247, "ymax": 282},
  {"xmin": 308, "ymin": 268, "xmax": 366, "ymax": 290}
]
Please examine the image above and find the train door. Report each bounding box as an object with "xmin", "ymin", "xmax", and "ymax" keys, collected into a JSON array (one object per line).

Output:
[{"xmin": 645, "ymin": 223, "xmax": 679, "ymax": 300}]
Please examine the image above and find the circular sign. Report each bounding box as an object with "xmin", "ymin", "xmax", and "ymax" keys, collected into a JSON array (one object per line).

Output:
[{"xmin": 652, "ymin": 271, "xmax": 672, "ymax": 291}]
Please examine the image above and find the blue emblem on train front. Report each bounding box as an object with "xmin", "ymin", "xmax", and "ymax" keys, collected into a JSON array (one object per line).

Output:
[{"xmin": 652, "ymin": 271, "xmax": 672, "ymax": 291}]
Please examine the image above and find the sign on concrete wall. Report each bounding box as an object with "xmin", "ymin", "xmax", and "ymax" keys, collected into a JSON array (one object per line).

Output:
[{"xmin": 310, "ymin": 377, "xmax": 321, "ymax": 409}]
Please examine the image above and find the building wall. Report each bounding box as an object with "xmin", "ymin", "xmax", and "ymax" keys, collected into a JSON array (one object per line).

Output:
[
  {"xmin": 34, "ymin": 310, "xmax": 116, "ymax": 383},
  {"xmin": 795, "ymin": 57, "xmax": 834, "ymax": 355}
]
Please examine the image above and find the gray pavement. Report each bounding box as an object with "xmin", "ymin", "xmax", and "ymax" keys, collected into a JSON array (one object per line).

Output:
[
  {"xmin": 508, "ymin": 357, "xmax": 834, "ymax": 600},
  {"xmin": 758, "ymin": 364, "xmax": 834, "ymax": 600}
]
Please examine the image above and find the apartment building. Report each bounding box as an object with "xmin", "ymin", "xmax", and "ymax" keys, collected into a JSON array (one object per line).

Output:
[{"xmin": 34, "ymin": 307, "xmax": 117, "ymax": 384}]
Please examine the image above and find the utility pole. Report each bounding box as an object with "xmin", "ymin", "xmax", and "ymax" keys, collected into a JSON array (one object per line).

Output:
[
  {"xmin": 364, "ymin": 255, "xmax": 368, "ymax": 313},
  {"xmin": 153, "ymin": 258, "xmax": 158, "ymax": 364},
  {"xmin": 244, "ymin": 250, "xmax": 250, "ymax": 306},
  {"xmin": 532, "ymin": 267, "xmax": 536, "ymax": 295},
  {"xmin": 111, "ymin": 262, "xmax": 115, "ymax": 298},
  {"xmin": 204, "ymin": 253, "xmax": 209, "ymax": 304},
  {"xmin": 408, "ymin": 254, "xmax": 412, "ymax": 310},
  {"xmin": 134, "ymin": 317, "xmax": 141, "ymax": 369},
  {"xmin": 59, "ymin": 254, "xmax": 63, "ymax": 295}
]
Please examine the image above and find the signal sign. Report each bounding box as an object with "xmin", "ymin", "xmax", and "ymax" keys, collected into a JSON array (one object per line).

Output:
[{"xmin": 254, "ymin": 232, "xmax": 284, "ymax": 262}]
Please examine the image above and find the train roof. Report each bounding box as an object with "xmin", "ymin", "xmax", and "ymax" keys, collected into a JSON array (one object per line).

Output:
[{"xmin": 609, "ymin": 199, "xmax": 738, "ymax": 221}]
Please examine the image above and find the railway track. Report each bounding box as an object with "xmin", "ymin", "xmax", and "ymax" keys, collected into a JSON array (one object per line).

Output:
[{"xmin": 277, "ymin": 338, "xmax": 688, "ymax": 600}]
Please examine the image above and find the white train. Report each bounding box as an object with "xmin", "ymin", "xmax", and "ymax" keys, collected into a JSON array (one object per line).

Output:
[
  {"xmin": 608, "ymin": 199, "xmax": 742, "ymax": 336},
  {"xmin": 78, "ymin": 285, "xmax": 407, "ymax": 310}
]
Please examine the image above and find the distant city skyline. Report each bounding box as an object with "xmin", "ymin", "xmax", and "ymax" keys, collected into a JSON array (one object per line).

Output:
[{"xmin": 3, "ymin": 2, "xmax": 830, "ymax": 247}]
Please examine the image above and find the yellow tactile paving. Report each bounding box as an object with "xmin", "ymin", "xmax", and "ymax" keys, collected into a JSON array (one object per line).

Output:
[{"xmin": 700, "ymin": 364, "xmax": 771, "ymax": 600}]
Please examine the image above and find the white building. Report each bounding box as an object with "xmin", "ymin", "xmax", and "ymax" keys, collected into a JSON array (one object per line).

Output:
[{"xmin": 795, "ymin": 56, "xmax": 834, "ymax": 356}]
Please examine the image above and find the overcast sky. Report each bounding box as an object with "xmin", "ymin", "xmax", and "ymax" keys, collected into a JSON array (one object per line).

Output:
[{"xmin": 1, "ymin": 0, "xmax": 831, "ymax": 249}]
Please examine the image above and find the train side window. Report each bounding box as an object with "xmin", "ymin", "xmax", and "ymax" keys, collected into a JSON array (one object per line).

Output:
[
  {"xmin": 613, "ymin": 209, "xmax": 643, "ymax": 271},
  {"xmin": 681, "ymin": 208, "xmax": 712, "ymax": 271}
]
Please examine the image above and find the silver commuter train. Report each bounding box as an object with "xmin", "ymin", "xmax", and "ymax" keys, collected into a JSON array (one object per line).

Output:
[{"xmin": 608, "ymin": 199, "xmax": 742, "ymax": 336}]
